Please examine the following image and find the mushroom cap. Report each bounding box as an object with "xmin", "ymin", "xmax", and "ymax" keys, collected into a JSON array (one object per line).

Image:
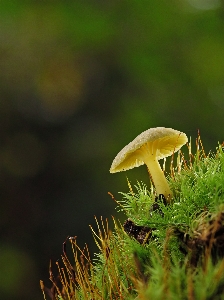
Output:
[{"xmin": 110, "ymin": 127, "xmax": 188, "ymax": 173}]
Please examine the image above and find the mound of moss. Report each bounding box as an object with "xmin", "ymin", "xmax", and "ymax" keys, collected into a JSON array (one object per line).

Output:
[{"xmin": 41, "ymin": 141, "xmax": 224, "ymax": 300}]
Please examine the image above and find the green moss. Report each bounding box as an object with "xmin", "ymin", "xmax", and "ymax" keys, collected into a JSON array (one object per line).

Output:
[{"xmin": 41, "ymin": 143, "xmax": 224, "ymax": 299}]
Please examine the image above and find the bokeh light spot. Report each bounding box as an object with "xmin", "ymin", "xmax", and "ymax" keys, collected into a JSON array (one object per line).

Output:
[
  {"xmin": 0, "ymin": 244, "xmax": 36, "ymax": 297},
  {"xmin": 35, "ymin": 54, "xmax": 85, "ymax": 122}
]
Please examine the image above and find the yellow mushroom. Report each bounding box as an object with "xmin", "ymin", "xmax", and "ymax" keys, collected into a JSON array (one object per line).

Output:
[{"xmin": 110, "ymin": 127, "xmax": 188, "ymax": 202}]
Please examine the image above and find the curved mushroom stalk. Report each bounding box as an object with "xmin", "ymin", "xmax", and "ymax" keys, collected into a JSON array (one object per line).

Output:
[{"xmin": 145, "ymin": 155, "xmax": 172, "ymax": 202}]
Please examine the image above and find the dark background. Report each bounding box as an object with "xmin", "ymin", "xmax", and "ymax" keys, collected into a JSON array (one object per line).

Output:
[{"xmin": 0, "ymin": 1, "xmax": 224, "ymax": 299}]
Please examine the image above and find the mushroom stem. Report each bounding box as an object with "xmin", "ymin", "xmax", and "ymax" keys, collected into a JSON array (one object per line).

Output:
[{"xmin": 145, "ymin": 156, "xmax": 172, "ymax": 202}]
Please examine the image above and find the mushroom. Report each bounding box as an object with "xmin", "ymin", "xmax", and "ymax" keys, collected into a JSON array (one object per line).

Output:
[{"xmin": 110, "ymin": 127, "xmax": 188, "ymax": 202}]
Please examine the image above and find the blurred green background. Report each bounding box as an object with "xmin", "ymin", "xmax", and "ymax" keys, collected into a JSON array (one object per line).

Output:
[{"xmin": 0, "ymin": 0, "xmax": 224, "ymax": 299}]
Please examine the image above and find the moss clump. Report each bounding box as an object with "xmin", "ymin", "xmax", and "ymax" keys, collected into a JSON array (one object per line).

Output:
[{"xmin": 41, "ymin": 139, "xmax": 224, "ymax": 300}]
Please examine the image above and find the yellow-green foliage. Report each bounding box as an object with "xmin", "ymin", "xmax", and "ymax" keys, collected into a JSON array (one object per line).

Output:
[{"xmin": 41, "ymin": 139, "xmax": 224, "ymax": 300}]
